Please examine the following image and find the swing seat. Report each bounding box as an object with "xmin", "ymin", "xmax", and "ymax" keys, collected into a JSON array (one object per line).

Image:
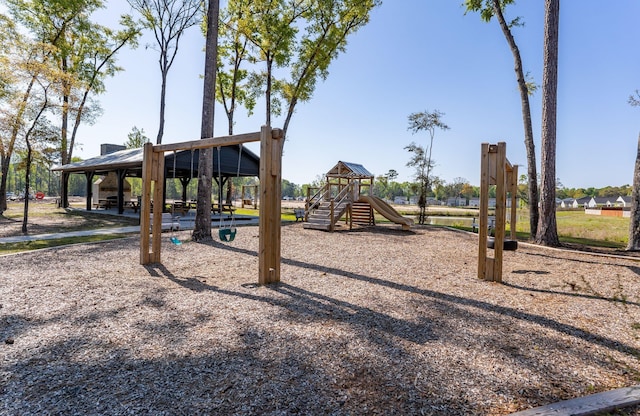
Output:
[
  {"xmin": 219, "ymin": 227, "xmax": 237, "ymax": 242},
  {"xmin": 170, "ymin": 236, "xmax": 182, "ymax": 246},
  {"xmin": 487, "ymin": 237, "xmax": 518, "ymax": 251}
]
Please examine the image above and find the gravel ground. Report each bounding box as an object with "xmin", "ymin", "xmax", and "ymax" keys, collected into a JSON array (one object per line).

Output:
[{"xmin": 1, "ymin": 223, "xmax": 639, "ymax": 415}]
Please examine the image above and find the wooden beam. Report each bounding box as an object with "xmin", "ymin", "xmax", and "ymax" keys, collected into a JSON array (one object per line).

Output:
[
  {"xmin": 510, "ymin": 384, "xmax": 640, "ymax": 416},
  {"xmin": 153, "ymin": 129, "xmax": 283, "ymax": 153}
]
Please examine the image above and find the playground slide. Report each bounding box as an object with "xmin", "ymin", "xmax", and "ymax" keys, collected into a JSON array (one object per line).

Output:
[{"xmin": 359, "ymin": 196, "xmax": 414, "ymax": 230}]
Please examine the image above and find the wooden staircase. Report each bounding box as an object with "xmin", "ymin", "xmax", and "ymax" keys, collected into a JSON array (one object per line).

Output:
[
  {"xmin": 350, "ymin": 201, "xmax": 374, "ymax": 227},
  {"xmin": 303, "ymin": 200, "xmax": 349, "ymax": 231},
  {"xmin": 303, "ymin": 182, "xmax": 355, "ymax": 231}
]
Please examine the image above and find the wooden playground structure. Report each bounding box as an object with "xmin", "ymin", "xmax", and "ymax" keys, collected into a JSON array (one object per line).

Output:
[
  {"xmin": 477, "ymin": 142, "xmax": 518, "ymax": 283},
  {"xmin": 139, "ymin": 126, "xmax": 283, "ymax": 285},
  {"xmin": 301, "ymin": 161, "xmax": 413, "ymax": 232}
]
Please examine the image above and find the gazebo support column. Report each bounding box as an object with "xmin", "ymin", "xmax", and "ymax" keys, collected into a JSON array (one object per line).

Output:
[
  {"xmin": 85, "ymin": 172, "xmax": 95, "ymax": 211},
  {"xmin": 117, "ymin": 169, "xmax": 126, "ymax": 214},
  {"xmin": 180, "ymin": 177, "xmax": 191, "ymax": 202},
  {"xmin": 61, "ymin": 172, "xmax": 70, "ymax": 208}
]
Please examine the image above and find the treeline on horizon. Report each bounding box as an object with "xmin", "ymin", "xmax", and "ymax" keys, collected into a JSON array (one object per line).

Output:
[{"xmin": 2, "ymin": 158, "xmax": 631, "ymax": 203}]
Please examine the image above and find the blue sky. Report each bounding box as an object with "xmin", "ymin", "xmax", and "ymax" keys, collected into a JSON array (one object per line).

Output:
[{"xmin": 82, "ymin": 0, "xmax": 640, "ymax": 189}]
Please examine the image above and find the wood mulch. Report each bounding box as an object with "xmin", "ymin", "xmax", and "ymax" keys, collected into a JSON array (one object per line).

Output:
[{"xmin": 1, "ymin": 223, "xmax": 639, "ymax": 415}]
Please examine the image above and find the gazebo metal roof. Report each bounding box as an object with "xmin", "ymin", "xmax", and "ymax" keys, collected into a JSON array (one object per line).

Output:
[{"xmin": 53, "ymin": 145, "xmax": 260, "ymax": 178}]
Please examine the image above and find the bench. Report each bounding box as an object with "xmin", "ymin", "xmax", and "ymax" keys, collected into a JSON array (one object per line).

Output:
[
  {"xmin": 212, "ymin": 203, "xmax": 235, "ymax": 215},
  {"xmin": 124, "ymin": 200, "xmax": 139, "ymax": 213},
  {"xmin": 294, "ymin": 208, "xmax": 305, "ymax": 222}
]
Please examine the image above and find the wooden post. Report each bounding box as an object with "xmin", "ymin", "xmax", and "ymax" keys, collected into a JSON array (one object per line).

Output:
[
  {"xmin": 259, "ymin": 126, "xmax": 283, "ymax": 284},
  {"xmin": 509, "ymin": 164, "xmax": 518, "ymax": 241},
  {"xmin": 150, "ymin": 150, "xmax": 165, "ymax": 263},
  {"xmin": 478, "ymin": 142, "xmax": 509, "ymax": 282},
  {"xmin": 140, "ymin": 142, "xmax": 153, "ymax": 264},
  {"xmin": 478, "ymin": 143, "xmax": 490, "ymax": 280},
  {"xmin": 493, "ymin": 142, "xmax": 507, "ymax": 283},
  {"xmin": 140, "ymin": 143, "xmax": 166, "ymax": 264}
]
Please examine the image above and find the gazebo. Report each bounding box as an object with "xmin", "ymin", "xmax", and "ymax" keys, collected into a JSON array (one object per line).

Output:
[{"xmin": 53, "ymin": 144, "xmax": 260, "ymax": 214}]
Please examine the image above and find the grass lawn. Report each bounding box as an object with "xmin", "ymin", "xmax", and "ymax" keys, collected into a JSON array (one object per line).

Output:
[
  {"xmin": 443, "ymin": 207, "xmax": 630, "ymax": 249},
  {"xmin": 520, "ymin": 209, "xmax": 629, "ymax": 248}
]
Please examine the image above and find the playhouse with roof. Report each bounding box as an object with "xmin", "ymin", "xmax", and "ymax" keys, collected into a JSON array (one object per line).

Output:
[{"xmin": 303, "ymin": 161, "xmax": 413, "ymax": 231}]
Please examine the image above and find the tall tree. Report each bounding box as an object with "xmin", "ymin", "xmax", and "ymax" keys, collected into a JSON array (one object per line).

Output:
[
  {"xmin": 21, "ymin": 81, "xmax": 54, "ymax": 233},
  {"xmin": 626, "ymin": 92, "xmax": 640, "ymax": 250},
  {"xmin": 465, "ymin": 0, "xmax": 540, "ymax": 238},
  {"xmin": 65, "ymin": 16, "xmax": 140, "ymax": 163},
  {"xmin": 534, "ymin": 0, "xmax": 560, "ymax": 246},
  {"xmin": 124, "ymin": 126, "xmax": 150, "ymax": 148},
  {"xmin": 0, "ymin": 16, "xmax": 24, "ymax": 213},
  {"xmin": 279, "ymin": 0, "xmax": 380, "ymax": 142},
  {"xmin": 406, "ymin": 110, "xmax": 450, "ymax": 225},
  {"xmin": 216, "ymin": 1, "xmax": 253, "ymax": 136},
  {"xmin": 192, "ymin": 0, "xmax": 219, "ymax": 242},
  {"xmin": 405, "ymin": 142, "xmax": 430, "ymax": 224},
  {"xmin": 7, "ymin": 0, "xmax": 139, "ymax": 207},
  {"xmin": 241, "ymin": 0, "xmax": 307, "ymax": 127},
  {"xmin": 57, "ymin": 16, "xmax": 139, "ymax": 207},
  {"xmin": 7, "ymin": 0, "xmax": 104, "ymax": 167},
  {"xmin": 128, "ymin": 0, "xmax": 202, "ymax": 144},
  {"xmin": 231, "ymin": 0, "xmax": 379, "ymax": 143},
  {"xmin": 216, "ymin": 2, "xmax": 255, "ymax": 205},
  {"xmin": 0, "ymin": 9, "xmax": 64, "ymax": 213}
]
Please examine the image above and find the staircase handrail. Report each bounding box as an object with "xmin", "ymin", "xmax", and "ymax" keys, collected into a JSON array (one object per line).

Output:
[
  {"xmin": 328, "ymin": 183, "xmax": 354, "ymax": 231},
  {"xmin": 307, "ymin": 183, "xmax": 331, "ymax": 212},
  {"xmin": 332, "ymin": 182, "xmax": 355, "ymax": 212}
]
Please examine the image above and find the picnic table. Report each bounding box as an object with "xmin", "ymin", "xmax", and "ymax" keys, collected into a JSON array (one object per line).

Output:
[{"xmin": 185, "ymin": 200, "xmax": 235, "ymax": 215}]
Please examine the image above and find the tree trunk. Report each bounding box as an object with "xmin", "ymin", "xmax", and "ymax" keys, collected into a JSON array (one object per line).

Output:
[
  {"xmin": 157, "ymin": 64, "xmax": 168, "ymax": 144},
  {"xmin": 192, "ymin": 0, "xmax": 220, "ymax": 242},
  {"xmin": 535, "ymin": 0, "xmax": 560, "ymax": 246},
  {"xmin": 265, "ymin": 56, "xmax": 272, "ymax": 126},
  {"xmin": 0, "ymin": 155, "xmax": 9, "ymax": 212},
  {"xmin": 3, "ymin": 77, "xmax": 37, "ymax": 212},
  {"xmin": 627, "ymin": 133, "xmax": 640, "ymax": 250},
  {"xmin": 22, "ymin": 142, "xmax": 32, "ymax": 234},
  {"xmin": 492, "ymin": 0, "xmax": 539, "ymax": 238}
]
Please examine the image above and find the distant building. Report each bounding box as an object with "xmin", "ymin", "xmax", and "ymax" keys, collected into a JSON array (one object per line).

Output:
[
  {"xmin": 571, "ymin": 196, "xmax": 591, "ymax": 208},
  {"xmin": 393, "ymin": 196, "xmax": 407, "ymax": 205},
  {"xmin": 616, "ymin": 196, "xmax": 632, "ymax": 207},
  {"xmin": 588, "ymin": 197, "xmax": 614, "ymax": 208},
  {"xmin": 559, "ymin": 198, "xmax": 575, "ymax": 208},
  {"xmin": 446, "ymin": 197, "xmax": 466, "ymax": 207}
]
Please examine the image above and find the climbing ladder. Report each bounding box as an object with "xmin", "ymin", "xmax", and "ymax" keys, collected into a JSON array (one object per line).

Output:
[{"xmin": 350, "ymin": 201, "xmax": 374, "ymax": 227}]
